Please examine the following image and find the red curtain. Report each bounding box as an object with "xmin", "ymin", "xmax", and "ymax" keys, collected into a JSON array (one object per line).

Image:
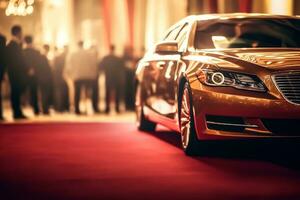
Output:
[
  {"xmin": 102, "ymin": 0, "xmax": 112, "ymax": 48},
  {"xmin": 126, "ymin": 0, "xmax": 134, "ymax": 48},
  {"xmin": 238, "ymin": 0, "xmax": 252, "ymax": 12},
  {"xmin": 209, "ymin": 0, "xmax": 218, "ymax": 13}
]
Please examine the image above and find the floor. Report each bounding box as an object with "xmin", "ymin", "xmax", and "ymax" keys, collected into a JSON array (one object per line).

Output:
[
  {"xmin": 1, "ymin": 122, "xmax": 300, "ymax": 200},
  {"xmin": 1, "ymin": 100, "xmax": 135, "ymax": 123}
]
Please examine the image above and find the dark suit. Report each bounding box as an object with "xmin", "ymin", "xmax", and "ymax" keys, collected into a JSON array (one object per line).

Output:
[
  {"xmin": 123, "ymin": 56, "xmax": 136, "ymax": 111},
  {"xmin": 53, "ymin": 53, "xmax": 70, "ymax": 112},
  {"xmin": 0, "ymin": 45, "xmax": 5, "ymax": 82},
  {"xmin": 99, "ymin": 54, "xmax": 125, "ymax": 113},
  {"xmin": 0, "ymin": 35, "xmax": 6, "ymax": 119},
  {"xmin": 6, "ymin": 40, "xmax": 28, "ymax": 117},
  {"xmin": 23, "ymin": 47, "xmax": 41, "ymax": 114},
  {"xmin": 38, "ymin": 54, "xmax": 53, "ymax": 114}
]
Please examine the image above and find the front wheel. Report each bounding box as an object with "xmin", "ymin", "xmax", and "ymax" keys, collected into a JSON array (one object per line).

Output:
[
  {"xmin": 179, "ymin": 83, "xmax": 201, "ymax": 155},
  {"xmin": 136, "ymin": 83, "xmax": 157, "ymax": 132}
]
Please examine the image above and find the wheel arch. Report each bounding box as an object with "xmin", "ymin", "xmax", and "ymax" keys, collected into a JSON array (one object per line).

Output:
[
  {"xmin": 177, "ymin": 76, "xmax": 188, "ymax": 125},
  {"xmin": 177, "ymin": 77, "xmax": 188, "ymax": 109}
]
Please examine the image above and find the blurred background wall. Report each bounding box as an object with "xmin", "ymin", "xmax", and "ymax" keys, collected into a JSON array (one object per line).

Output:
[{"xmin": 1, "ymin": 0, "xmax": 300, "ymax": 56}]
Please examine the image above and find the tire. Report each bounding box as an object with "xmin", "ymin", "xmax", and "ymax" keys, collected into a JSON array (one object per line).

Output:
[
  {"xmin": 179, "ymin": 82, "xmax": 201, "ymax": 156},
  {"xmin": 135, "ymin": 83, "xmax": 157, "ymax": 132}
]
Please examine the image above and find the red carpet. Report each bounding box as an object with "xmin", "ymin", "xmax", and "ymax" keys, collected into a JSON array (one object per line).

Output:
[{"xmin": 1, "ymin": 123, "xmax": 300, "ymax": 200}]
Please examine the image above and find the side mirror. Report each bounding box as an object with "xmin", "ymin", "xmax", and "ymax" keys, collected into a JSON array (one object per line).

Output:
[{"xmin": 155, "ymin": 41, "xmax": 178, "ymax": 54}]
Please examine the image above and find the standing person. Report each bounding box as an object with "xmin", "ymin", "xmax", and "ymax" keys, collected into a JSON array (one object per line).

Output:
[
  {"xmin": 0, "ymin": 34, "xmax": 6, "ymax": 121},
  {"xmin": 99, "ymin": 45, "xmax": 125, "ymax": 114},
  {"xmin": 53, "ymin": 45, "xmax": 70, "ymax": 112},
  {"xmin": 38, "ymin": 45, "xmax": 53, "ymax": 115},
  {"xmin": 43, "ymin": 44, "xmax": 51, "ymax": 59},
  {"xmin": 65, "ymin": 41, "xmax": 99, "ymax": 115},
  {"xmin": 123, "ymin": 46, "xmax": 135, "ymax": 111},
  {"xmin": 23, "ymin": 35, "xmax": 40, "ymax": 115},
  {"xmin": 6, "ymin": 25, "xmax": 28, "ymax": 119}
]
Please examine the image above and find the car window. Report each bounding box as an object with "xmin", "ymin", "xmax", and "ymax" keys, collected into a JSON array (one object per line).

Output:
[
  {"xmin": 194, "ymin": 18, "xmax": 300, "ymax": 49},
  {"xmin": 175, "ymin": 23, "xmax": 189, "ymax": 51},
  {"xmin": 164, "ymin": 25, "xmax": 182, "ymax": 41}
]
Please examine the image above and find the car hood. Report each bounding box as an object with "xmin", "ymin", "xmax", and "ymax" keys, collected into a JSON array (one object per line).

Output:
[{"xmin": 202, "ymin": 48, "xmax": 300, "ymax": 71}]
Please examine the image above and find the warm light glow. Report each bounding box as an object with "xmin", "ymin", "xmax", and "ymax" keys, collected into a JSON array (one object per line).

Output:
[
  {"xmin": 49, "ymin": 0, "xmax": 63, "ymax": 7},
  {"xmin": 26, "ymin": 5, "xmax": 33, "ymax": 15},
  {"xmin": 5, "ymin": 0, "xmax": 35, "ymax": 16},
  {"xmin": 27, "ymin": 0, "xmax": 34, "ymax": 5},
  {"xmin": 81, "ymin": 20, "xmax": 93, "ymax": 49},
  {"xmin": 42, "ymin": 0, "xmax": 73, "ymax": 49},
  {"xmin": 145, "ymin": 0, "xmax": 187, "ymax": 49},
  {"xmin": 56, "ymin": 29, "xmax": 69, "ymax": 48},
  {"xmin": 44, "ymin": 31, "xmax": 53, "ymax": 44},
  {"xmin": 267, "ymin": 0, "xmax": 293, "ymax": 15}
]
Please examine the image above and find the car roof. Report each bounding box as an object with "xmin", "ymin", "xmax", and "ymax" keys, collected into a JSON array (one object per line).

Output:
[{"xmin": 181, "ymin": 13, "xmax": 300, "ymax": 23}]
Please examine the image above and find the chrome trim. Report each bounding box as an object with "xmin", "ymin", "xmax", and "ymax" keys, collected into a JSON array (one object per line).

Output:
[
  {"xmin": 206, "ymin": 121, "xmax": 258, "ymax": 128},
  {"xmin": 272, "ymin": 70, "xmax": 300, "ymax": 106}
]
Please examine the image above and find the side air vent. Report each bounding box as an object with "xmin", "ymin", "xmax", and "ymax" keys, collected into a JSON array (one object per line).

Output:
[{"xmin": 206, "ymin": 115, "xmax": 257, "ymax": 132}]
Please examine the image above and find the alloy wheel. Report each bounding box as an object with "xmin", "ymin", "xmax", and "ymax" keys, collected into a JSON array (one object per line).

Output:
[
  {"xmin": 180, "ymin": 87, "xmax": 191, "ymax": 149},
  {"xmin": 135, "ymin": 84, "xmax": 142, "ymax": 126}
]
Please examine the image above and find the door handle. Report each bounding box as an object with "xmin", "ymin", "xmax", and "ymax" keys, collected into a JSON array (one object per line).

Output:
[{"xmin": 156, "ymin": 61, "xmax": 166, "ymax": 69}]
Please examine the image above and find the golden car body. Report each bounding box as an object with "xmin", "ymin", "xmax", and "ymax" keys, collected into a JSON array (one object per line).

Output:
[{"xmin": 135, "ymin": 14, "xmax": 300, "ymax": 155}]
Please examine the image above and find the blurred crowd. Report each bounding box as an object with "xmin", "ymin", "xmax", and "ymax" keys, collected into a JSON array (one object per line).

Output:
[{"xmin": 0, "ymin": 25, "xmax": 141, "ymax": 121}]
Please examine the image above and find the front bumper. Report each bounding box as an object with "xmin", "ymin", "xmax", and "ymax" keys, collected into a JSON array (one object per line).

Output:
[{"xmin": 190, "ymin": 81, "xmax": 300, "ymax": 140}]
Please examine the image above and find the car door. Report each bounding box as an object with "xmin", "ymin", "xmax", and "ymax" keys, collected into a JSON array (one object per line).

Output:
[
  {"xmin": 152, "ymin": 23, "xmax": 190, "ymax": 120},
  {"xmin": 143, "ymin": 24, "xmax": 184, "ymax": 115}
]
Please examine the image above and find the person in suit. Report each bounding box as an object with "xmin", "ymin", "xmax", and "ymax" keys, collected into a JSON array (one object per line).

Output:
[
  {"xmin": 123, "ymin": 46, "xmax": 136, "ymax": 111},
  {"xmin": 53, "ymin": 46, "xmax": 70, "ymax": 112},
  {"xmin": 37, "ymin": 45, "xmax": 53, "ymax": 115},
  {"xmin": 23, "ymin": 35, "xmax": 40, "ymax": 115},
  {"xmin": 6, "ymin": 25, "xmax": 28, "ymax": 119},
  {"xmin": 99, "ymin": 45, "xmax": 125, "ymax": 114},
  {"xmin": 0, "ymin": 34, "xmax": 6, "ymax": 121},
  {"xmin": 66, "ymin": 41, "xmax": 100, "ymax": 115}
]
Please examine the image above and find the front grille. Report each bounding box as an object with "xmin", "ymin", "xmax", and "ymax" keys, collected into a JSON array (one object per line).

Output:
[
  {"xmin": 262, "ymin": 119, "xmax": 300, "ymax": 136},
  {"xmin": 273, "ymin": 71, "xmax": 300, "ymax": 105}
]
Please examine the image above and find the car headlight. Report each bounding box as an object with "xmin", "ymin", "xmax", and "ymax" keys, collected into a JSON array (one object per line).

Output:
[{"xmin": 196, "ymin": 69, "xmax": 267, "ymax": 92}]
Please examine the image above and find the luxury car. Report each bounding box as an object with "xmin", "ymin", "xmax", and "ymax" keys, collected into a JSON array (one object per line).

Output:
[{"xmin": 135, "ymin": 13, "xmax": 300, "ymax": 155}]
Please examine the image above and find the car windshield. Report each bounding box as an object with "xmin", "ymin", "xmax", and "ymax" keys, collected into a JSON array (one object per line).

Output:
[{"xmin": 194, "ymin": 18, "xmax": 300, "ymax": 49}]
